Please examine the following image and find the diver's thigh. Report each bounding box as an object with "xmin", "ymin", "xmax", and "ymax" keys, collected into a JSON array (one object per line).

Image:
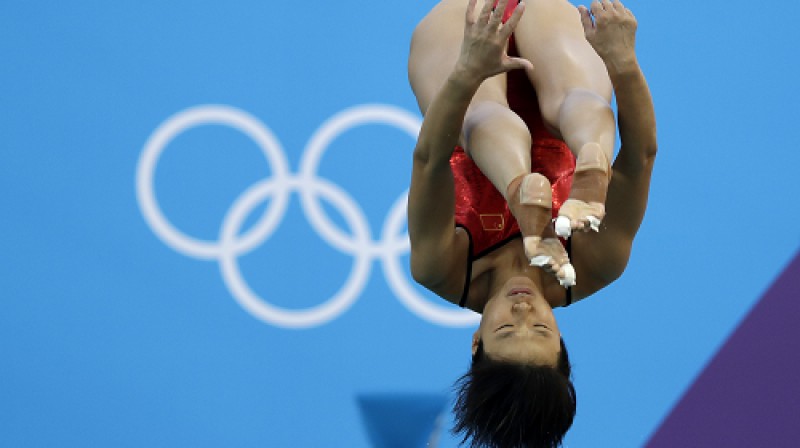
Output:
[
  {"xmin": 512, "ymin": 0, "xmax": 611, "ymax": 119},
  {"xmin": 409, "ymin": 0, "xmax": 469, "ymax": 112},
  {"xmin": 515, "ymin": 0, "xmax": 586, "ymax": 43},
  {"xmin": 410, "ymin": 0, "xmax": 509, "ymax": 113}
]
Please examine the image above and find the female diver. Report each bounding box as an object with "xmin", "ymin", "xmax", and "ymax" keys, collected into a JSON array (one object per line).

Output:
[{"xmin": 407, "ymin": 0, "xmax": 656, "ymax": 446}]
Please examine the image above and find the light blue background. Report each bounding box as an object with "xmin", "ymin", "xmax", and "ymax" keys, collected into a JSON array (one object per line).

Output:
[{"xmin": 2, "ymin": 1, "xmax": 799, "ymax": 446}]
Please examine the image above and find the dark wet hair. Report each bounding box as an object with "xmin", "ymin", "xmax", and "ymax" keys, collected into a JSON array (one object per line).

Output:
[{"xmin": 452, "ymin": 338, "xmax": 576, "ymax": 448}]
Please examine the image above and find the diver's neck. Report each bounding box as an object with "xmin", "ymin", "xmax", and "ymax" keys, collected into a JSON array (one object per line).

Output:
[
  {"xmin": 487, "ymin": 247, "xmax": 545, "ymax": 299},
  {"xmin": 483, "ymin": 241, "xmax": 567, "ymax": 309}
]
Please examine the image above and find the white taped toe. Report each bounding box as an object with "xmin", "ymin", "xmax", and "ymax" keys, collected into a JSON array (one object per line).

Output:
[
  {"xmin": 559, "ymin": 264, "xmax": 576, "ymax": 288},
  {"xmin": 555, "ymin": 216, "xmax": 572, "ymax": 238},
  {"xmin": 587, "ymin": 215, "xmax": 601, "ymax": 232},
  {"xmin": 529, "ymin": 255, "xmax": 552, "ymax": 267}
]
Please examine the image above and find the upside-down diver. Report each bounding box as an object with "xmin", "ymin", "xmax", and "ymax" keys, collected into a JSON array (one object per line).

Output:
[{"xmin": 407, "ymin": 0, "xmax": 657, "ymax": 446}]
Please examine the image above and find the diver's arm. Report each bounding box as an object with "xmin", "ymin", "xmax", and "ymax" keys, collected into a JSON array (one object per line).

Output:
[
  {"xmin": 408, "ymin": 71, "xmax": 481, "ymax": 300},
  {"xmin": 571, "ymin": 1, "xmax": 657, "ymax": 298}
]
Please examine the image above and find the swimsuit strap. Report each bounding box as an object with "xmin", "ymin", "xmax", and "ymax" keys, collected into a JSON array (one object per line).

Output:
[{"xmin": 458, "ymin": 226, "xmax": 474, "ymax": 308}]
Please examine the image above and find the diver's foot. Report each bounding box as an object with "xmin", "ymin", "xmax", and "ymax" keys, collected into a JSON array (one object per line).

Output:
[
  {"xmin": 529, "ymin": 226, "xmax": 576, "ymax": 288},
  {"xmin": 555, "ymin": 142, "xmax": 611, "ymax": 238},
  {"xmin": 507, "ymin": 172, "xmax": 552, "ymax": 262}
]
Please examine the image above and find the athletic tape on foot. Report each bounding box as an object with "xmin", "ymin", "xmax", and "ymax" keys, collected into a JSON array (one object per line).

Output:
[
  {"xmin": 555, "ymin": 216, "xmax": 572, "ymax": 238},
  {"xmin": 559, "ymin": 264, "xmax": 576, "ymax": 288}
]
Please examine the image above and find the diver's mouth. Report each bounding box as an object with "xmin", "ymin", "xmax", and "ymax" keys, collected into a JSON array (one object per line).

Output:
[{"xmin": 508, "ymin": 288, "xmax": 533, "ymax": 297}]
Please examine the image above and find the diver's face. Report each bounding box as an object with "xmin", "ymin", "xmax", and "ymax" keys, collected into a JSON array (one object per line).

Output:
[{"xmin": 474, "ymin": 276, "xmax": 561, "ymax": 366}]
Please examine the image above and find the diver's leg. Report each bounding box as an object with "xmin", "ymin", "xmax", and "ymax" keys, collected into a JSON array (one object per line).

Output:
[
  {"xmin": 462, "ymin": 100, "xmax": 554, "ymax": 266},
  {"xmin": 410, "ymin": 0, "xmax": 530, "ymax": 188},
  {"xmin": 410, "ymin": 0, "xmax": 571, "ymax": 282},
  {"xmin": 513, "ymin": 0, "xmax": 616, "ymax": 237}
]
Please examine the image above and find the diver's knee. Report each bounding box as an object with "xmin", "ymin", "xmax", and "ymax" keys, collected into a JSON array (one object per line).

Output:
[
  {"xmin": 556, "ymin": 88, "xmax": 612, "ymax": 123},
  {"xmin": 463, "ymin": 101, "xmax": 528, "ymax": 143}
]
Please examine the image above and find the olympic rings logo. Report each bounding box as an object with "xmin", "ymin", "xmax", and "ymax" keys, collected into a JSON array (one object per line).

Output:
[{"xmin": 135, "ymin": 104, "xmax": 480, "ymax": 329}]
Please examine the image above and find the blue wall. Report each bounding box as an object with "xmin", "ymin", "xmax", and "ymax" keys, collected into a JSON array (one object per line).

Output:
[{"xmin": 2, "ymin": 1, "xmax": 799, "ymax": 446}]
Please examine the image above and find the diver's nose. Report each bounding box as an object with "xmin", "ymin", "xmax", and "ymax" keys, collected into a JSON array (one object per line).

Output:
[{"xmin": 512, "ymin": 302, "xmax": 532, "ymax": 312}]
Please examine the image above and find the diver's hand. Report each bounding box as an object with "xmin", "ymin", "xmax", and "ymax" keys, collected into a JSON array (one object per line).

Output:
[
  {"xmin": 454, "ymin": 0, "xmax": 532, "ymax": 85},
  {"xmin": 578, "ymin": 0, "xmax": 638, "ymax": 74}
]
